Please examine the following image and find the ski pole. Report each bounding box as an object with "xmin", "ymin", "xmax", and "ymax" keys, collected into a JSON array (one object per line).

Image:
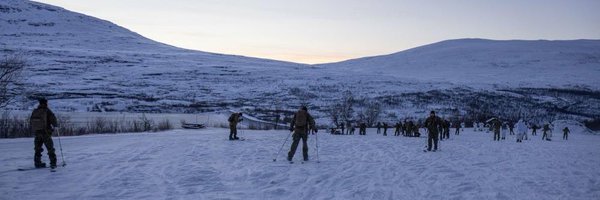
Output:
[
  {"xmin": 315, "ymin": 129, "xmax": 320, "ymax": 163},
  {"xmin": 273, "ymin": 131, "xmax": 292, "ymax": 162},
  {"xmin": 55, "ymin": 126, "xmax": 67, "ymax": 167}
]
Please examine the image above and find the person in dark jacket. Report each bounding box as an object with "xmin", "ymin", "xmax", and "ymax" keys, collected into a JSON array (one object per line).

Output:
[
  {"xmin": 359, "ymin": 122, "xmax": 367, "ymax": 135},
  {"xmin": 288, "ymin": 106, "xmax": 317, "ymax": 162},
  {"xmin": 425, "ymin": 111, "xmax": 442, "ymax": 151},
  {"xmin": 30, "ymin": 98, "xmax": 58, "ymax": 169},
  {"xmin": 383, "ymin": 122, "xmax": 389, "ymax": 136},
  {"xmin": 376, "ymin": 122, "xmax": 381, "ymax": 134},
  {"xmin": 228, "ymin": 112, "xmax": 243, "ymax": 140},
  {"xmin": 563, "ymin": 127, "xmax": 570, "ymax": 140},
  {"xmin": 394, "ymin": 122, "xmax": 401, "ymax": 136},
  {"xmin": 492, "ymin": 119, "xmax": 502, "ymax": 141}
]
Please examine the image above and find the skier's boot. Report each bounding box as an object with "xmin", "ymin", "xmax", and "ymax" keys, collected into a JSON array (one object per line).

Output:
[
  {"xmin": 50, "ymin": 165, "xmax": 57, "ymax": 169},
  {"xmin": 234, "ymin": 137, "xmax": 240, "ymax": 140},
  {"xmin": 287, "ymin": 157, "xmax": 292, "ymax": 162},
  {"xmin": 35, "ymin": 162, "xmax": 46, "ymax": 168},
  {"xmin": 303, "ymin": 157, "xmax": 309, "ymax": 161}
]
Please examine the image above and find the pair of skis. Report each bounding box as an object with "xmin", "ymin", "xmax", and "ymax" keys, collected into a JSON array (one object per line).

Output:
[{"xmin": 17, "ymin": 166, "xmax": 58, "ymax": 172}]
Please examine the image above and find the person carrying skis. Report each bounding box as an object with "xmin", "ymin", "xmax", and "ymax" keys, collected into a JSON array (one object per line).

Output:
[
  {"xmin": 228, "ymin": 112, "xmax": 243, "ymax": 140},
  {"xmin": 30, "ymin": 98, "xmax": 58, "ymax": 169},
  {"xmin": 563, "ymin": 126, "xmax": 570, "ymax": 140},
  {"xmin": 288, "ymin": 106, "xmax": 317, "ymax": 162},
  {"xmin": 516, "ymin": 119, "xmax": 527, "ymax": 143},
  {"xmin": 424, "ymin": 111, "xmax": 442, "ymax": 151}
]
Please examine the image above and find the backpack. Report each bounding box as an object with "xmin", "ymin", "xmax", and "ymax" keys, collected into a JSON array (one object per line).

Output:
[
  {"xmin": 295, "ymin": 110, "xmax": 308, "ymax": 127},
  {"xmin": 30, "ymin": 108, "xmax": 47, "ymax": 132}
]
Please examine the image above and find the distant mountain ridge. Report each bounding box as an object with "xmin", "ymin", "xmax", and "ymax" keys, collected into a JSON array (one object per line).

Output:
[{"xmin": 318, "ymin": 38, "xmax": 600, "ymax": 88}]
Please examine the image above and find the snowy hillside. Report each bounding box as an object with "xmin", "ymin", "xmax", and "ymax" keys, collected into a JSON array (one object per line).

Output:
[
  {"xmin": 318, "ymin": 39, "xmax": 600, "ymax": 88},
  {"xmin": 1, "ymin": 128, "xmax": 599, "ymax": 199},
  {"xmin": 1, "ymin": 0, "xmax": 599, "ymax": 125}
]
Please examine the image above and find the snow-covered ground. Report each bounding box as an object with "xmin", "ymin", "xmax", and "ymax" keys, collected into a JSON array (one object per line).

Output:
[{"xmin": 1, "ymin": 128, "xmax": 599, "ymax": 200}]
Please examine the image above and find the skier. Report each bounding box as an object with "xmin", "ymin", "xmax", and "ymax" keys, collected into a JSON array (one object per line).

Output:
[
  {"xmin": 30, "ymin": 98, "xmax": 58, "ymax": 169},
  {"xmin": 228, "ymin": 112, "xmax": 243, "ymax": 140},
  {"xmin": 383, "ymin": 122, "xmax": 388, "ymax": 136},
  {"xmin": 563, "ymin": 126, "xmax": 570, "ymax": 140},
  {"xmin": 340, "ymin": 123, "xmax": 345, "ymax": 135},
  {"xmin": 492, "ymin": 118, "xmax": 501, "ymax": 141},
  {"xmin": 349, "ymin": 125, "xmax": 356, "ymax": 135},
  {"xmin": 425, "ymin": 111, "xmax": 442, "ymax": 151},
  {"xmin": 376, "ymin": 122, "xmax": 381, "ymax": 134},
  {"xmin": 515, "ymin": 119, "xmax": 527, "ymax": 143},
  {"xmin": 288, "ymin": 106, "xmax": 317, "ymax": 162},
  {"xmin": 542, "ymin": 123, "xmax": 550, "ymax": 140}
]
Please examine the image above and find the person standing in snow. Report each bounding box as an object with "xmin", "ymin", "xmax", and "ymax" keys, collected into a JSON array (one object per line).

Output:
[
  {"xmin": 425, "ymin": 111, "xmax": 442, "ymax": 151},
  {"xmin": 340, "ymin": 123, "xmax": 345, "ymax": 135},
  {"xmin": 509, "ymin": 122, "xmax": 515, "ymax": 135},
  {"xmin": 563, "ymin": 126, "xmax": 570, "ymax": 140},
  {"xmin": 30, "ymin": 98, "xmax": 58, "ymax": 169},
  {"xmin": 376, "ymin": 122, "xmax": 381, "ymax": 134},
  {"xmin": 443, "ymin": 119, "xmax": 450, "ymax": 139},
  {"xmin": 383, "ymin": 122, "xmax": 389, "ymax": 136},
  {"xmin": 454, "ymin": 121, "xmax": 461, "ymax": 135},
  {"xmin": 228, "ymin": 112, "xmax": 243, "ymax": 140},
  {"xmin": 359, "ymin": 122, "xmax": 367, "ymax": 135},
  {"xmin": 516, "ymin": 119, "xmax": 527, "ymax": 143},
  {"xmin": 492, "ymin": 119, "xmax": 502, "ymax": 141},
  {"xmin": 346, "ymin": 122, "xmax": 352, "ymax": 135},
  {"xmin": 531, "ymin": 124, "xmax": 538, "ymax": 136},
  {"xmin": 501, "ymin": 122, "xmax": 508, "ymax": 140},
  {"xmin": 288, "ymin": 106, "xmax": 317, "ymax": 162},
  {"xmin": 394, "ymin": 122, "xmax": 401, "ymax": 136}
]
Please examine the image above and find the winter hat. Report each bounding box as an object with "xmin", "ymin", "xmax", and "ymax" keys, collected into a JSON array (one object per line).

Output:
[{"xmin": 38, "ymin": 98, "xmax": 48, "ymax": 105}]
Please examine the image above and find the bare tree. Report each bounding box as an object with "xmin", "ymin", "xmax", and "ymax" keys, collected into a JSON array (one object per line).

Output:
[
  {"xmin": 0, "ymin": 55, "xmax": 26, "ymax": 108},
  {"xmin": 363, "ymin": 100, "xmax": 381, "ymax": 126},
  {"xmin": 339, "ymin": 90, "xmax": 355, "ymax": 123}
]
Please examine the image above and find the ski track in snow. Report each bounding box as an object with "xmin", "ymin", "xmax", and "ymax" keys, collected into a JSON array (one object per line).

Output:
[{"xmin": 1, "ymin": 128, "xmax": 599, "ymax": 200}]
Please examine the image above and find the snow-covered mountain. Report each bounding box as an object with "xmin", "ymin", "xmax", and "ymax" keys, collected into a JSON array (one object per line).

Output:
[
  {"xmin": 1, "ymin": 0, "xmax": 599, "ymax": 125},
  {"xmin": 318, "ymin": 39, "xmax": 600, "ymax": 88}
]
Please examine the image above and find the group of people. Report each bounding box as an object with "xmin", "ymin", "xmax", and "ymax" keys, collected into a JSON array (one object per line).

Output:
[
  {"xmin": 330, "ymin": 118, "xmax": 464, "ymax": 141},
  {"xmin": 29, "ymin": 99, "xmax": 575, "ymax": 166},
  {"xmin": 486, "ymin": 118, "xmax": 570, "ymax": 142}
]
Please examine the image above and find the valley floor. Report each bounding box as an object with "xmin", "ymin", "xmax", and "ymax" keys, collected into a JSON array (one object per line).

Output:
[{"xmin": 1, "ymin": 128, "xmax": 599, "ymax": 200}]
